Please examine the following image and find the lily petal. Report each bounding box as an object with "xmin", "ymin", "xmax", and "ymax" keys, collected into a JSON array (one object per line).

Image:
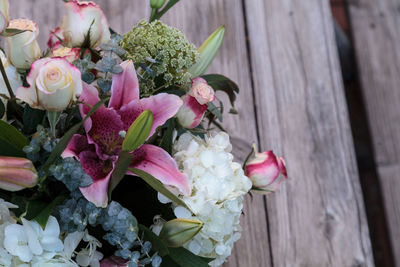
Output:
[
  {"xmin": 129, "ymin": 144, "xmax": 191, "ymax": 196},
  {"xmin": 109, "ymin": 60, "xmax": 139, "ymax": 110},
  {"xmin": 79, "ymin": 150, "xmax": 114, "ymax": 208},
  {"xmin": 62, "ymin": 134, "xmax": 91, "ymax": 158},
  {"xmin": 119, "ymin": 93, "xmax": 183, "ymax": 138}
]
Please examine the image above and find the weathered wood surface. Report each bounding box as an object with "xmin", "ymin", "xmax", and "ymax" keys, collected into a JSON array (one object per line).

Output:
[
  {"xmin": 348, "ymin": 0, "xmax": 400, "ymax": 266},
  {"xmin": 10, "ymin": 0, "xmax": 375, "ymax": 266},
  {"xmin": 244, "ymin": 0, "xmax": 374, "ymax": 266}
]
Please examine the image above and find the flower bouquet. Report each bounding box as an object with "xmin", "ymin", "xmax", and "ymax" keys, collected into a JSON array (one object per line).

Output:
[{"xmin": 0, "ymin": 0, "xmax": 288, "ymax": 266}]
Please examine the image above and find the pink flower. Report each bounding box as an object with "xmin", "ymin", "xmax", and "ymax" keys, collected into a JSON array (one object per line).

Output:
[
  {"xmin": 245, "ymin": 150, "xmax": 287, "ymax": 194},
  {"xmin": 61, "ymin": 0, "xmax": 110, "ymax": 48},
  {"xmin": 100, "ymin": 256, "xmax": 128, "ymax": 267},
  {"xmin": 176, "ymin": 77, "xmax": 214, "ymax": 129},
  {"xmin": 176, "ymin": 94, "xmax": 208, "ymax": 129},
  {"xmin": 189, "ymin": 77, "xmax": 215, "ymax": 105},
  {"xmin": 48, "ymin": 27, "xmax": 64, "ymax": 49},
  {"xmin": 63, "ymin": 60, "xmax": 190, "ymax": 207}
]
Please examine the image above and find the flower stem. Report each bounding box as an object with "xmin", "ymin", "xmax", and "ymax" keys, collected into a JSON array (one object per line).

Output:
[
  {"xmin": 0, "ymin": 59, "xmax": 15, "ymax": 99},
  {"xmin": 150, "ymin": 0, "xmax": 180, "ymax": 22},
  {"xmin": 47, "ymin": 111, "xmax": 61, "ymax": 138}
]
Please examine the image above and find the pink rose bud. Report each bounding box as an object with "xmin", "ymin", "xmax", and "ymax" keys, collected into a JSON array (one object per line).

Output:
[
  {"xmin": 189, "ymin": 77, "xmax": 215, "ymax": 105},
  {"xmin": 51, "ymin": 47, "xmax": 81, "ymax": 63},
  {"xmin": 0, "ymin": 156, "xmax": 38, "ymax": 191},
  {"xmin": 245, "ymin": 150, "xmax": 287, "ymax": 194},
  {"xmin": 48, "ymin": 27, "xmax": 64, "ymax": 49},
  {"xmin": 176, "ymin": 94, "xmax": 208, "ymax": 129}
]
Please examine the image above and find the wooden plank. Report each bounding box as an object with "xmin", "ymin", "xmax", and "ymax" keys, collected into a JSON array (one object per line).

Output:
[
  {"xmin": 244, "ymin": 0, "xmax": 374, "ymax": 266},
  {"xmin": 161, "ymin": 2, "xmax": 272, "ymax": 266},
  {"xmin": 348, "ymin": 0, "xmax": 400, "ymax": 265},
  {"xmin": 10, "ymin": 1, "xmax": 271, "ymax": 266}
]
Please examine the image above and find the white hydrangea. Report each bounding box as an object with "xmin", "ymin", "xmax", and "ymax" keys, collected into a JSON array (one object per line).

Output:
[{"xmin": 164, "ymin": 132, "xmax": 252, "ymax": 266}]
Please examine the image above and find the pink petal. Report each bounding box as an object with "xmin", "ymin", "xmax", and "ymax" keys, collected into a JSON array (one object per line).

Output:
[
  {"xmin": 109, "ymin": 60, "xmax": 139, "ymax": 110},
  {"xmin": 128, "ymin": 144, "xmax": 191, "ymax": 196},
  {"xmin": 62, "ymin": 134, "xmax": 91, "ymax": 158},
  {"xmin": 119, "ymin": 93, "xmax": 183, "ymax": 138},
  {"xmin": 79, "ymin": 150, "xmax": 114, "ymax": 208}
]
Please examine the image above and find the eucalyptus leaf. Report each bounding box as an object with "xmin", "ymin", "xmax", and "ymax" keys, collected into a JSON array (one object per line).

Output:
[
  {"xmin": 122, "ymin": 110, "xmax": 154, "ymax": 152},
  {"xmin": 97, "ymin": 78, "xmax": 112, "ymax": 93},
  {"xmin": 139, "ymin": 224, "xmax": 169, "ymax": 256},
  {"xmin": 128, "ymin": 168, "xmax": 191, "ymax": 211},
  {"xmin": 41, "ymin": 98, "xmax": 107, "ymax": 171}
]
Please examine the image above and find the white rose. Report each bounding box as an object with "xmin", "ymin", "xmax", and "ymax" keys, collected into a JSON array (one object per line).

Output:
[
  {"xmin": 16, "ymin": 57, "xmax": 82, "ymax": 111},
  {"xmin": 5, "ymin": 19, "xmax": 41, "ymax": 69},
  {"xmin": 61, "ymin": 0, "xmax": 110, "ymax": 48},
  {"xmin": 0, "ymin": 0, "xmax": 9, "ymax": 33},
  {"xmin": 0, "ymin": 51, "xmax": 23, "ymax": 119}
]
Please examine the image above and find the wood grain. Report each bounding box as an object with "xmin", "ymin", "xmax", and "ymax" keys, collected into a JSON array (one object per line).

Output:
[
  {"xmin": 244, "ymin": 0, "xmax": 374, "ymax": 266},
  {"xmin": 9, "ymin": 1, "xmax": 272, "ymax": 266},
  {"xmin": 348, "ymin": 0, "xmax": 400, "ymax": 265}
]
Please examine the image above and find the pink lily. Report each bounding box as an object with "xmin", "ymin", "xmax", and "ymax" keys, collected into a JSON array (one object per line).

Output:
[{"xmin": 63, "ymin": 60, "xmax": 191, "ymax": 207}]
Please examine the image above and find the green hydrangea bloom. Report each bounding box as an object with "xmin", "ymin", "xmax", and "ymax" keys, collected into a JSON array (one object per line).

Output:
[{"xmin": 121, "ymin": 20, "xmax": 199, "ymax": 94}]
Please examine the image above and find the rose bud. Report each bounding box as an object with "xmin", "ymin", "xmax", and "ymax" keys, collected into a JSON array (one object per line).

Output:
[
  {"xmin": 189, "ymin": 77, "xmax": 215, "ymax": 105},
  {"xmin": 51, "ymin": 47, "xmax": 80, "ymax": 63},
  {"xmin": 16, "ymin": 57, "xmax": 82, "ymax": 111},
  {"xmin": 0, "ymin": 156, "xmax": 38, "ymax": 192},
  {"xmin": 0, "ymin": 0, "xmax": 9, "ymax": 34},
  {"xmin": 5, "ymin": 19, "xmax": 41, "ymax": 69},
  {"xmin": 245, "ymin": 149, "xmax": 288, "ymax": 194},
  {"xmin": 150, "ymin": 0, "xmax": 166, "ymax": 9},
  {"xmin": 159, "ymin": 218, "xmax": 203, "ymax": 248},
  {"xmin": 47, "ymin": 27, "xmax": 64, "ymax": 49},
  {"xmin": 176, "ymin": 78, "xmax": 215, "ymax": 129},
  {"xmin": 61, "ymin": 0, "xmax": 110, "ymax": 48}
]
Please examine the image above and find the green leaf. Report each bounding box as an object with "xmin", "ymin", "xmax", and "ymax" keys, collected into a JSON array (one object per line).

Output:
[
  {"xmin": 188, "ymin": 26, "xmax": 225, "ymax": 77},
  {"xmin": 122, "ymin": 110, "xmax": 154, "ymax": 152},
  {"xmin": 0, "ymin": 120, "xmax": 28, "ymax": 157},
  {"xmin": 0, "ymin": 100, "xmax": 4, "ymax": 118},
  {"xmin": 34, "ymin": 195, "xmax": 67, "ymax": 228},
  {"xmin": 42, "ymin": 98, "xmax": 107, "ymax": 171},
  {"xmin": 160, "ymin": 119, "xmax": 175, "ymax": 154},
  {"xmin": 168, "ymin": 247, "xmax": 213, "ymax": 267},
  {"xmin": 23, "ymin": 106, "xmax": 46, "ymax": 134},
  {"xmin": 108, "ymin": 151, "xmax": 133, "ymax": 197},
  {"xmin": 159, "ymin": 218, "xmax": 203, "ymax": 248},
  {"xmin": 0, "ymin": 120, "xmax": 29, "ymax": 149},
  {"xmin": 201, "ymin": 74, "xmax": 239, "ymax": 107},
  {"xmin": 207, "ymin": 102, "xmax": 222, "ymax": 122},
  {"xmin": 24, "ymin": 201, "xmax": 48, "ymax": 220},
  {"xmin": 128, "ymin": 168, "xmax": 191, "ymax": 211},
  {"xmin": 1, "ymin": 28, "xmax": 30, "ymax": 37},
  {"xmin": 139, "ymin": 224, "xmax": 169, "ymax": 256}
]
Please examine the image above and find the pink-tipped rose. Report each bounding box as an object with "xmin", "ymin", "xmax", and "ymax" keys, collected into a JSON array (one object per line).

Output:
[
  {"xmin": 5, "ymin": 19, "xmax": 41, "ymax": 69},
  {"xmin": 16, "ymin": 57, "xmax": 82, "ymax": 111},
  {"xmin": 61, "ymin": 0, "xmax": 110, "ymax": 48},
  {"xmin": 245, "ymin": 150, "xmax": 287, "ymax": 194},
  {"xmin": 51, "ymin": 47, "xmax": 81, "ymax": 63},
  {"xmin": 176, "ymin": 77, "xmax": 215, "ymax": 129},
  {"xmin": 0, "ymin": 156, "xmax": 38, "ymax": 191}
]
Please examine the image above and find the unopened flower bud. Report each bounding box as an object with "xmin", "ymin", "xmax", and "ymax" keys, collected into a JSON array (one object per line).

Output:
[
  {"xmin": 245, "ymin": 149, "xmax": 287, "ymax": 194},
  {"xmin": 151, "ymin": 0, "xmax": 166, "ymax": 9},
  {"xmin": 176, "ymin": 95, "xmax": 208, "ymax": 129},
  {"xmin": 159, "ymin": 218, "xmax": 203, "ymax": 247},
  {"xmin": 0, "ymin": 156, "xmax": 38, "ymax": 191}
]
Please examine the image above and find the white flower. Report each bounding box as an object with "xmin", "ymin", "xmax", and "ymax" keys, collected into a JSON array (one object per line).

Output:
[
  {"xmin": 164, "ymin": 132, "xmax": 252, "ymax": 266},
  {"xmin": 4, "ymin": 224, "xmax": 32, "ymax": 262},
  {"xmin": 76, "ymin": 249, "xmax": 103, "ymax": 267}
]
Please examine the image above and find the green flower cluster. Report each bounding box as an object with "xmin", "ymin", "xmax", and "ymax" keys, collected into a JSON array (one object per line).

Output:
[{"xmin": 121, "ymin": 20, "xmax": 199, "ymax": 94}]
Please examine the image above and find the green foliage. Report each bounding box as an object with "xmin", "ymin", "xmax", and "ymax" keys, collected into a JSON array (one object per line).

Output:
[
  {"xmin": 0, "ymin": 100, "xmax": 4, "ymax": 118},
  {"xmin": 121, "ymin": 20, "xmax": 199, "ymax": 95},
  {"xmin": 0, "ymin": 120, "xmax": 29, "ymax": 157}
]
